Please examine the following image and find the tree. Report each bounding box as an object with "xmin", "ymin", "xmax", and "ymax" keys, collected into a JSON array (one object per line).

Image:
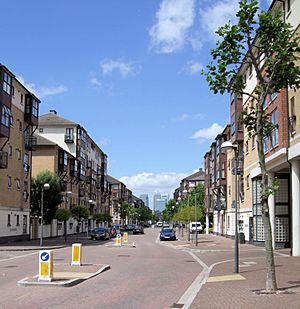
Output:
[
  {"xmin": 55, "ymin": 208, "xmax": 71, "ymax": 242},
  {"xmin": 162, "ymin": 199, "xmax": 177, "ymax": 222},
  {"xmin": 31, "ymin": 170, "xmax": 62, "ymax": 224},
  {"xmin": 203, "ymin": 0, "xmax": 300, "ymax": 292},
  {"xmin": 71, "ymin": 206, "xmax": 90, "ymax": 233}
]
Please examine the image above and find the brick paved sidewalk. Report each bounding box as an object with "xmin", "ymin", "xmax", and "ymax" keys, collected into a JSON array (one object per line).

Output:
[{"xmin": 174, "ymin": 228, "xmax": 300, "ymax": 309}]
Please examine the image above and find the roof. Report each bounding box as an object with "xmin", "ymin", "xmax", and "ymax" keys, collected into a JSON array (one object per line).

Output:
[
  {"xmin": 35, "ymin": 134, "xmax": 57, "ymax": 146},
  {"xmin": 39, "ymin": 112, "xmax": 77, "ymax": 126},
  {"xmin": 107, "ymin": 175, "xmax": 123, "ymax": 185},
  {"xmin": 184, "ymin": 170, "xmax": 205, "ymax": 182}
]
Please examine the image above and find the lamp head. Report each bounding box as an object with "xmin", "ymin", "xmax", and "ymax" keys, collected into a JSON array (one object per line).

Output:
[{"xmin": 43, "ymin": 183, "xmax": 50, "ymax": 190}]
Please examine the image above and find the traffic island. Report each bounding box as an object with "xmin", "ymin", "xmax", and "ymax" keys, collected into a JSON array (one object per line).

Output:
[{"xmin": 18, "ymin": 263, "xmax": 110, "ymax": 287}]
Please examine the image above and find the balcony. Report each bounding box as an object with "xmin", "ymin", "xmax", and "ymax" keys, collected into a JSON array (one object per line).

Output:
[
  {"xmin": 79, "ymin": 188, "xmax": 85, "ymax": 197},
  {"xmin": 24, "ymin": 94, "xmax": 39, "ymax": 126},
  {"xmin": 25, "ymin": 136, "xmax": 37, "ymax": 151},
  {"xmin": 65, "ymin": 133, "xmax": 74, "ymax": 143},
  {"xmin": 0, "ymin": 151, "xmax": 8, "ymax": 169}
]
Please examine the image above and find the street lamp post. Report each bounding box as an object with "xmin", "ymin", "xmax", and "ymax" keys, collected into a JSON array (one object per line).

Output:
[
  {"xmin": 189, "ymin": 183, "xmax": 198, "ymax": 246},
  {"xmin": 88, "ymin": 199, "xmax": 93, "ymax": 238},
  {"xmin": 221, "ymin": 140, "xmax": 239, "ymax": 273},
  {"xmin": 40, "ymin": 183, "xmax": 50, "ymax": 247},
  {"xmin": 183, "ymin": 189, "xmax": 190, "ymax": 241},
  {"xmin": 177, "ymin": 196, "xmax": 182, "ymax": 235}
]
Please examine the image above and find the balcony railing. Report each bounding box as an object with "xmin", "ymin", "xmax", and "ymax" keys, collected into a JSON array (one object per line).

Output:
[
  {"xmin": 0, "ymin": 151, "xmax": 8, "ymax": 169},
  {"xmin": 65, "ymin": 133, "xmax": 74, "ymax": 143},
  {"xmin": 25, "ymin": 136, "xmax": 37, "ymax": 151}
]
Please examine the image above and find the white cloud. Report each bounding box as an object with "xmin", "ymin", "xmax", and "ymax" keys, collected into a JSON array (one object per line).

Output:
[
  {"xmin": 190, "ymin": 123, "xmax": 223, "ymax": 143},
  {"xmin": 90, "ymin": 77, "xmax": 102, "ymax": 87},
  {"xmin": 177, "ymin": 112, "xmax": 206, "ymax": 121},
  {"xmin": 119, "ymin": 172, "xmax": 188, "ymax": 197},
  {"xmin": 17, "ymin": 75, "xmax": 67, "ymax": 98},
  {"xmin": 149, "ymin": 0, "xmax": 195, "ymax": 53},
  {"xmin": 200, "ymin": 0, "xmax": 239, "ymax": 38},
  {"xmin": 182, "ymin": 60, "xmax": 204, "ymax": 75},
  {"xmin": 101, "ymin": 58, "xmax": 141, "ymax": 78}
]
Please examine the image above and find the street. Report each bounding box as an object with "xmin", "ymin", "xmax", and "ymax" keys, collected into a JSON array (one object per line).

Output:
[{"xmin": 0, "ymin": 228, "xmax": 201, "ymax": 309}]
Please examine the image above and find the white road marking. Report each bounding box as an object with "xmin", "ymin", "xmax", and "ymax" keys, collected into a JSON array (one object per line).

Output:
[{"xmin": 0, "ymin": 251, "xmax": 37, "ymax": 263}]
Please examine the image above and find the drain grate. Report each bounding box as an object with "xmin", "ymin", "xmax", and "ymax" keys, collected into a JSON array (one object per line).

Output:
[
  {"xmin": 2, "ymin": 265, "xmax": 18, "ymax": 268},
  {"xmin": 184, "ymin": 260, "xmax": 195, "ymax": 263},
  {"xmin": 118, "ymin": 254, "xmax": 130, "ymax": 257},
  {"xmin": 171, "ymin": 303, "xmax": 184, "ymax": 308}
]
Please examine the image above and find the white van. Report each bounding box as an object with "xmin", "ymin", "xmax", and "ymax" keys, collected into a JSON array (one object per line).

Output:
[{"xmin": 189, "ymin": 222, "xmax": 202, "ymax": 234}]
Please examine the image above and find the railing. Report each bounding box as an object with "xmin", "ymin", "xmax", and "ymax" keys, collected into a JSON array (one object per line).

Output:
[
  {"xmin": 65, "ymin": 134, "xmax": 74, "ymax": 143},
  {"xmin": 25, "ymin": 136, "xmax": 37, "ymax": 151}
]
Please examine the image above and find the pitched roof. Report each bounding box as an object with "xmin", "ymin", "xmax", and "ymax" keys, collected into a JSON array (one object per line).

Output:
[
  {"xmin": 39, "ymin": 112, "xmax": 77, "ymax": 126},
  {"xmin": 107, "ymin": 175, "xmax": 123, "ymax": 185},
  {"xmin": 184, "ymin": 169, "xmax": 205, "ymax": 181},
  {"xmin": 35, "ymin": 134, "xmax": 57, "ymax": 146}
]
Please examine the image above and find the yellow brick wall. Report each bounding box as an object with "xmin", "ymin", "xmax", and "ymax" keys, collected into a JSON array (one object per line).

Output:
[{"xmin": 0, "ymin": 104, "xmax": 31, "ymax": 209}]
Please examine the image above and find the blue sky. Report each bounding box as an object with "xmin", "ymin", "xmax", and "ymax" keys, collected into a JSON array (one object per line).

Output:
[{"xmin": 1, "ymin": 0, "xmax": 271, "ymax": 205}]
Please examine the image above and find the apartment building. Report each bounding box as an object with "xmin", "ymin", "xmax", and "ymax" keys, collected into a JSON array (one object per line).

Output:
[
  {"xmin": 0, "ymin": 64, "xmax": 40, "ymax": 243},
  {"xmin": 203, "ymin": 0, "xmax": 300, "ymax": 254},
  {"xmin": 36, "ymin": 111, "xmax": 108, "ymax": 217}
]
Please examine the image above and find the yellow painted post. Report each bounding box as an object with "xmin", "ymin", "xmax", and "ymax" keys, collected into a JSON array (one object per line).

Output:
[
  {"xmin": 116, "ymin": 234, "xmax": 122, "ymax": 246},
  {"xmin": 123, "ymin": 232, "xmax": 128, "ymax": 243},
  {"xmin": 71, "ymin": 243, "xmax": 82, "ymax": 266},
  {"xmin": 38, "ymin": 250, "xmax": 53, "ymax": 282}
]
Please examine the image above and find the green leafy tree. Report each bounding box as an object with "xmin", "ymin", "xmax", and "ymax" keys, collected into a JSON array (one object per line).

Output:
[
  {"xmin": 162, "ymin": 199, "xmax": 177, "ymax": 222},
  {"xmin": 31, "ymin": 170, "xmax": 62, "ymax": 224},
  {"xmin": 71, "ymin": 206, "xmax": 90, "ymax": 221},
  {"xmin": 55, "ymin": 208, "xmax": 71, "ymax": 242},
  {"xmin": 203, "ymin": 0, "xmax": 300, "ymax": 291}
]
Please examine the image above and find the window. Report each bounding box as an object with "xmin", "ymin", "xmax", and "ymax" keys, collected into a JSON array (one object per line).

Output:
[
  {"xmin": 17, "ymin": 149, "xmax": 21, "ymax": 160},
  {"xmin": 19, "ymin": 121, "xmax": 22, "ymax": 131},
  {"xmin": 245, "ymin": 141, "xmax": 249, "ymax": 153},
  {"xmin": 66, "ymin": 127, "xmax": 74, "ymax": 137},
  {"xmin": 263, "ymin": 136, "xmax": 268, "ymax": 152},
  {"xmin": 231, "ymin": 114, "xmax": 236, "ymax": 135},
  {"xmin": 20, "ymin": 94, "xmax": 23, "ymax": 104},
  {"xmin": 221, "ymin": 162, "xmax": 225, "ymax": 178},
  {"xmin": 16, "ymin": 178, "xmax": 21, "ymax": 190},
  {"xmin": 270, "ymin": 92, "xmax": 278, "ymax": 102},
  {"xmin": 290, "ymin": 97, "xmax": 296, "ymax": 134},
  {"xmin": 7, "ymin": 214, "xmax": 11, "ymax": 226},
  {"xmin": 246, "ymin": 175, "xmax": 250, "ymax": 189},
  {"xmin": 32, "ymin": 99, "xmax": 38, "ymax": 117},
  {"xmin": 3, "ymin": 72, "xmax": 12, "ymax": 95},
  {"xmin": 1, "ymin": 105, "xmax": 11, "ymax": 127},
  {"xmin": 39, "ymin": 128, "xmax": 43, "ymax": 133},
  {"xmin": 251, "ymin": 136, "xmax": 255, "ymax": 149},
  {"xmin": 64, "ymin": 152, "xmax": 68, "ymax": 166},
  {"xmin": 8, "ymin": 176, "xmax": 12, "ymax": 188},
  {"xmin": 271, "ymin": 109, "xmax": 279, "ymax": 147},
  {"xmin": 16, "ymin": 215, "xmax": 20, "ymax": 226},
  {"xmin": 24, "ymin": 153, "xmax": 29, "ymax": 173}
]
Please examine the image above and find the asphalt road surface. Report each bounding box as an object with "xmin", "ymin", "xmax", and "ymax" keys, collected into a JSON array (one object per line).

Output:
[{"xmin": 0, "ymin": 228, "xmax": 201, "ymax": 309}]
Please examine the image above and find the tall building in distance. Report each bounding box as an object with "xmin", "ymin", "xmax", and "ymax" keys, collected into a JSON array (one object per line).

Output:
[
  {"xmin": 139, "ymin": 194, "xmax": 149, "ymax": 208},
  {"xmin": 153, "ymin": 193, "xmax": 169, "ymax": 213}
]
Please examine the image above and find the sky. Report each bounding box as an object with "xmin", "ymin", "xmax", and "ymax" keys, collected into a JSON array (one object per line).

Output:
[{"xmin": 1, "ymin": 0, "xmax": 272, "ymax": 207}]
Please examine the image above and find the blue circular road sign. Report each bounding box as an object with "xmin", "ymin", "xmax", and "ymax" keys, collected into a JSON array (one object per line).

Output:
[{"xmin": 40, "ymin": 252, "xmax": 50, "ymax": 262}]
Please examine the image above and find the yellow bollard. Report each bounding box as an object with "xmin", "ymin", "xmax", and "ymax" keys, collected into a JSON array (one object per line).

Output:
[
  {"xmin": 116, "ymin": 234, "xmax": 122, "ymax": 246},
  {"xmin": 71, "ymin": 243, "xmax": 82, "ymax": 266},
  {"xmin": 38, "ymin": 250, "xmax": 53, "ymax": 282},
  {"xmin": 123, "ymin": 232, "xmax": 128, "ymax": 243}
]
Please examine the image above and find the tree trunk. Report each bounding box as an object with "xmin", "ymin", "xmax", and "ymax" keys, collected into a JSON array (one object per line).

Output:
[
  {"xmin": 257, "ymin": 102, "xmax": 278, "ymax": 292},
  {"xmin": 64, "ymin": 220, "xmax": 67, "ymax": 242}
]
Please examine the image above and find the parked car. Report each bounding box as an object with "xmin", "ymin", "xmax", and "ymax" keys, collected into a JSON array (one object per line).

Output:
[
  {"xmin": 133, "ymin": 224, "xmax": 144, "ymax": 234},
  {"xmin": 125, "ymin": 224, "xmax": 135, "ymax": 233},
  {"xmin": 160, "ymin": 228, "xmax": 176, "ymax": 241},
  {"xmin": 156, "ymin": 221, "xmax": 163, "ymax": 227},
  {"xmin": 90, "ymin": 227, "xmax": 110, "ymax": 240},
  {"xmin": 189, "ymin": 222, "xmax": 203, "ymax": 234}
]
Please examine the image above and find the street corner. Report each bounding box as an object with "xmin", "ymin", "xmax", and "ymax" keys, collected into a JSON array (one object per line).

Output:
[{"xmin": 17, "ymin": 263, "xmax": 110, "ymax": 287}]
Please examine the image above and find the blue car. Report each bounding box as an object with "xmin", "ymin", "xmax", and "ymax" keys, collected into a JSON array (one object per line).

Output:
[{"xmin": 160, "ymin": 228, "xmax": 176, "ymax": 241}]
